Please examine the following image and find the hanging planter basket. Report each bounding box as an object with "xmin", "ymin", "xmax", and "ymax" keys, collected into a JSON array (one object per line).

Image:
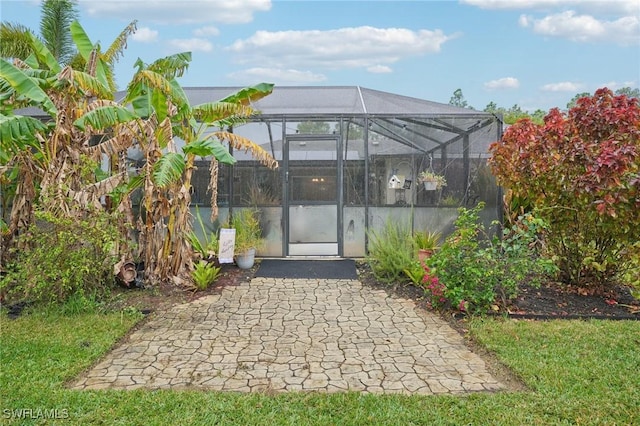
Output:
[{"xmin": 423, "ymin": 180, "xmax": 438, "ymax": 191}]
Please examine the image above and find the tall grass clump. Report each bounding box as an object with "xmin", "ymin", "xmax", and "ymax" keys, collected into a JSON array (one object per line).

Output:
[{"xmin": 366, "ymin": 218, "xmax": 415, "ymax": 283}]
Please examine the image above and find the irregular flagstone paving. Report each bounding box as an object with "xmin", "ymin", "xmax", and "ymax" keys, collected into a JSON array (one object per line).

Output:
[{"xmin": 71, "ymin": 277, "xmax": 505, "ymax": 394}]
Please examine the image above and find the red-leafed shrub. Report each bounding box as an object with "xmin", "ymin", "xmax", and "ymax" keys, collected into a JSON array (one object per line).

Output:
[{"xmin": 489, "ymin": 88, "xmax": 640, "ymax": 289}]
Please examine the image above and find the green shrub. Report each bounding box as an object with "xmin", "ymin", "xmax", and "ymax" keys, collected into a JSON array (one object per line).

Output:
[
  {"xmin": 0, "ymin": 209, "xmax": 125, "ymax": 305},
  {"xmin": 489, "ymin": 89, "xmax": 640, "ymax": 288},
  {"xmin": 427, "ymin": 203, "xmax": 557, "ymax": 314},
  {"xmin": 192, "ymin": 260, "xmax": 221, "ymax": 291},
  {"xmin": 366, "ymin": 218, "xmax": 415, "ymax": 283}
]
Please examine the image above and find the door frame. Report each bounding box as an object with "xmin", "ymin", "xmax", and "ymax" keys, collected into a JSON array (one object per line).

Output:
[{"xmin": 283, "ymin": 134, "xmax": 343, "ymax": 257}]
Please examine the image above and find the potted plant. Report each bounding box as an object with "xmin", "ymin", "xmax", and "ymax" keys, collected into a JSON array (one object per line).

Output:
[
  {"xmin": 227, "ymin": 209, "xmax": 264, "ymax": 269},
  {"xmin": 414, "ymin": 230, "xmax": 441, "ymax": 265},
  {"xmin": 419, "ymin": 170, "xmax": 446, "ymax": 191}
]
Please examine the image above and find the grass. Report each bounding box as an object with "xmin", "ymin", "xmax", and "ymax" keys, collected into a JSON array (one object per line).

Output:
[{"xmin": 1, "ymin": 310, "xmax": 639, "ymax": 425}]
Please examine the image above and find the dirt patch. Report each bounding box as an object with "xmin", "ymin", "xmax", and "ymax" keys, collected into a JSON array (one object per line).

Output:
[{"xmin": 105, "ymin": 264, "xmax": 255, "ymax": 314}]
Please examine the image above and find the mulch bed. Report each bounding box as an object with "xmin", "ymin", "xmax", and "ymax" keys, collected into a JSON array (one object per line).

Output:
[
  {"xmin": 354, "ymin": 262, "xmax": 639, "ymax": 321},
  {"xmin": 5, "ymin": 261, "xmax": 639, "ymax": 321},
  {"xmin": 505, "ymin": 280, "xmax": 639, "ymax": 320}
]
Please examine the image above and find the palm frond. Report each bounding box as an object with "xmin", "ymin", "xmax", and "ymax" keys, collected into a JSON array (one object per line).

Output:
[
  {"xmin": 215, "ymin": 131, "xmax": 278, "ymax": 169},
  {"xmin": 40, "ymin": 0, "xmax": 78, "ymax": 65},
  {"xmin": 0, "ymin": 23, "xmax": 35, "ymax": 60}
]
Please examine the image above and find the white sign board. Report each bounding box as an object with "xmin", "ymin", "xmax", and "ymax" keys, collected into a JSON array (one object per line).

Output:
[{"xmin": 218, "ymin": 228, "xmax": 236, "ymax": 264}]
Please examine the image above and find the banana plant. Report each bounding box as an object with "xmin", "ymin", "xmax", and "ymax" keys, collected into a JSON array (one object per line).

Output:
[
  {"xmin": 74, "ymin": 49, "xmax": 277, "ymax": 283},
  {"xmin": 0, "ymin": 21, "xmax": 135, "ymax": 261}
]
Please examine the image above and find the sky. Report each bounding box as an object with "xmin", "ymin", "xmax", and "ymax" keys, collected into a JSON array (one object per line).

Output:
[{"xmin": 1, "ymin": 0, "xmax": 639, "ymax": 112}]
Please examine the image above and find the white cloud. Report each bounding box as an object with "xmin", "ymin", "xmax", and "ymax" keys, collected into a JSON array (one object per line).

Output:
[
  {"xmin": 464, "ymin": 0, "xmax": 639, "ymax": 45},
  {"xmin": 228, "ymin": 68, "xmax": 327, "ymax": 84},
  {"xmin": 520, "ymin": 11, "xmax": 639, "ymax": 45},
  {"xmin": 168, "ymin": 38, "xmax": 213, "ymax": 52},
  {"xmin": 367, "ymin": 65, "xmax": 393, "ymax": 74},
  {"xmin": 193, "ymin": 26, "xmax": 220, "ymax": 37},
  {"xmin": 227, "ymin": 26, "xmax": 457, "ymax": 70},
  {"xmin": 600, "ymin": 80, "xmax": 638, "ymax": 91},
  {"xmin": 462, "ymin": 0, "xmax": 638, "ymax": 15},
  {"xmin": 131, "ymin": 27, "xmax": 159, "ymax": 43},
  {"xmin": 541, "ymin": 81, "xmax": 584, "ymax": 91},
  {"xmin": 81, "ymin": 0, "xmax": 271, "ymax": 24},
  {"xmin": 484, "ymin": 77, "xmax": 520, "ymax": 89}
]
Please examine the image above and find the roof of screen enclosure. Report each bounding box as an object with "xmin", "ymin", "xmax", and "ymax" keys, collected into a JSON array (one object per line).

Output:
[
  {"xmin": 18, "ymin": 86, "xmax": 503, "ymax": 157},
  {"xmin": 143, "ymin": 86, "xmax": 502, "ymax": 157}
]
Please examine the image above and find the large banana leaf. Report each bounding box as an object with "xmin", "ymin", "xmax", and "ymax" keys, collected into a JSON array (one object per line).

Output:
[
  {"xmin": 147, "ymin": 51, "xmax": 192, "ymax": 80},
  {"xmin": 28, "ymin": 32, "xmax": 61, "ymax": 73},
  {"xmin": 218, "ymin": 82, "xmax": 274, "ymax": 105},
  {"xmin": 127, "ymin": 68, "xmax": 191, "ymax": 119},
  {"xmin": 217, "ymin": 132, "xmax": 278, "ymax": 169},
  {"xmin": 58, "ymin": 66, "xmax": 111, "ymax": 99},
  {"xmin": 0, "ymin": 58, "xmax": 57, "ymax": 116},
  {"xmin": 155, "ymin": 117, "xmax": 174, "ymax": 149},
  {"xmin": 74, "ymin": 105, "xmax": 137, "ymax": 131},
  {"xmin": 192, "ymin": 102, "xmax": 255, "ymax": 126},
  {"xmin": 0, "ymin": 114, "xmax": 48, "ymax": 163},
  {"xmin": 69, "ymin": 21, "xmax": 109, "ymax": 89},
  {"xmin": 153, "ymin": 152, "xmax": 185, "ymax": 188},
  {"xmin": 126, "ymin": 69, "xmax": 174, "ymax": 119},
  {"xmin": 102, "ymin": 20, "xmax": 137, "ymax": 66},
  {"xmin": 182, "ymin": 138, "xmax": 237, "ymax": 165}
]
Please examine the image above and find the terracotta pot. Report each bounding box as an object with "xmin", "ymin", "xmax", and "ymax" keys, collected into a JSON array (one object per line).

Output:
[{"xmin": 418, "ymin": 248, "xmax": 434, "ymax": 266}]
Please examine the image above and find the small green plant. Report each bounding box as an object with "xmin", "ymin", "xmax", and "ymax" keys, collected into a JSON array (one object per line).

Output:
[
  {"xmin": 191, "ymin": 261, "xmax": 221, "ymax": 291},
  {"xmin": 187, "ymin": 206, "xmax": 218, "ymax": 260},
  {"xmin": 403, "ymin": 260, "xmax": 425, "ymax": 285},
  {"xmin": 226, "ymin": 208, "xmax": 264, "ymax": 254},
  {"xmin": 367, "ymin": 218, "xmax": 415, "ymax": 283},
  {"xmin": 414, "ymin": 230, "xmax": 441, "ymax": 251},
  {"xmin": 426, "ymin": 203, "xmax": 557, "ymax": 314}
]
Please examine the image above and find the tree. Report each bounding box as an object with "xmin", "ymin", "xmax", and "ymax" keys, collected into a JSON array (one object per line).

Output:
[
  {"xmin": 489, "ymin": 88, "xmax": 640, "ymax": 289},
  {"xmin": 566, "ymin": 92, "xmax": 592, "ymax": 109},
  {"xmin": 297, "ymin": 121, "xmax": 330, "ymax": 134},
  {"xmin": 615, "ymin": 87, "xmax": 639, "ymax": 99},
  {"xmin": 449, "ymin": 88, "xmax": 473, "ymax": 109},
  {"xmin": 484, "ymin": 102, "xmax": 544, "ymax": 125},
  {"xmin": 0, "ymin": 0, "xmax": 78, "ymax": 65}
]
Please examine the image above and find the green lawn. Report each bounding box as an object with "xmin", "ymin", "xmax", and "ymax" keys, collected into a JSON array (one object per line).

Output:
[{"xmin": 1, "ymin": 311, "xmax": 638, "ymax": 425}]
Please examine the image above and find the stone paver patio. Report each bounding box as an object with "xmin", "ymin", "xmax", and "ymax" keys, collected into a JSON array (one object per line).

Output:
[{"xmin": 71, "ymin": 277, "xmax": 504, "ymax": 394}]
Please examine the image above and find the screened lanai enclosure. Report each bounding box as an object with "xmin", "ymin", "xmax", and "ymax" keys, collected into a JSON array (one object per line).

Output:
[{"xmin": 186, "ymin": 86, "xmax": 502, "ymax": 258}]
